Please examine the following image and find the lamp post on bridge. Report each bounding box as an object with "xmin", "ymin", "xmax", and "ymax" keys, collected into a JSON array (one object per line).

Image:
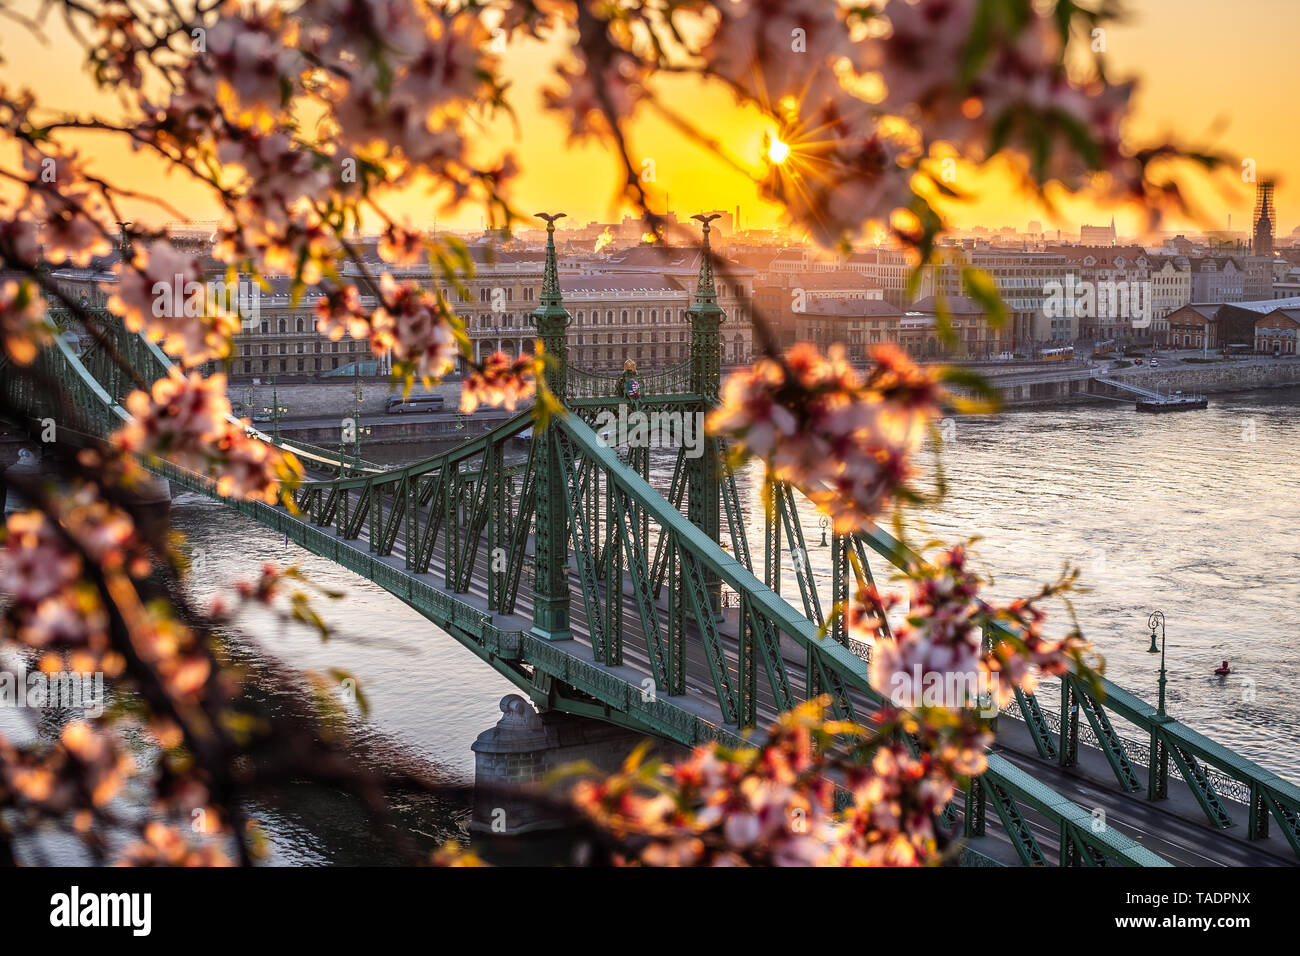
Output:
[
  {"xmin": 1145, "ymin": 609, "xmax": 1172, "ymax": 801},
  {"xmin": 262, "ymin": 377, "xmax": 288, "ymax": 443},
  {"xmin": 353, "ymin": 424, "xmax": 372, "ymax": 471},
  {"xmin": 1146, "ymin": 609, "xmax": 1168, "ymax": 717},
  {"xmin": 351, "ymin": 368, "xmax": 367, "ymax": 466}
]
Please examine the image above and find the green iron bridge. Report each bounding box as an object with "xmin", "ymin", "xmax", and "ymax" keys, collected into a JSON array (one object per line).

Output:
[{"xmin": 5, "ymin": 215, "xmax": 1300, "ymax": 867}]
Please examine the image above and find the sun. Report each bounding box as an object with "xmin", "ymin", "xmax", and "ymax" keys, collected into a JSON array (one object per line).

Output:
[{"xmin": 767, "ymin": 135, "xmax": 792, "ymax": 165}]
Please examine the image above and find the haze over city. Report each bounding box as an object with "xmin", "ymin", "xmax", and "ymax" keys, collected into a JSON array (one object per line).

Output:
[{"xmin": 2, "ymin": 0, "xmax": 1297, "ymax": 239}]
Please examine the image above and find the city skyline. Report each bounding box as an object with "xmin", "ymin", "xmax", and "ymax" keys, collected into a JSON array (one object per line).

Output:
[{"xmin": 1, "ymin": 0, "xmax": 1296, "ymax": 241}]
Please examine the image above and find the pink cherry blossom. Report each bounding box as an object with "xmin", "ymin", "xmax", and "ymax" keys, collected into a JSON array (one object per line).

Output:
[
  {"xmin": 710, "ymin": 343, "xmax": 943, "ymax": 532},
  {"xmin": 193, "ymin": 9, "xmax": 303, "ymax": 118},
  {"xmin": 0, "ymin": 279, "xmax": 50, "ymax": 365},
  {"xmin": 106, "ymin": 240, "xmax": 240, "ymax": 366},
  {"xmin": 370, "ymin": 274, "xmax": 459, "ymax": 381},
  {"xmin": 0, "ymin": 511, "xmax": 82, "ymax": 605},
  {"xmin": 459, "ymin": 351, "xmax": 536, "ymax": 414},
  {"xmin": 114, "ymin": 367, "xmax": 295, "ymax": 503}
]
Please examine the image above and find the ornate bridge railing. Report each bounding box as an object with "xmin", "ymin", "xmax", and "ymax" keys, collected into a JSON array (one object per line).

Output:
[
  {"xmin": 844, "ymin": 522, "xmax": 1300, "ymax": 857},
  {"xmin": 996, "ymin": 698, "xmax": 1253, "ymax": 806},
  {"xmin": 45, "ymin": 310, "xmax": 383, "ymax": 475},
  {"xmin": 0, "ymin": 328, "xmax": 131, "ymax": 438},
  {"xmin": 565, "ymin": 361, "xmax": 690, "ymax": 400}
]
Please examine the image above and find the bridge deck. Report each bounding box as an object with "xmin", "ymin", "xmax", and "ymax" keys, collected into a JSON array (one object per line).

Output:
[{"xmin": 276, "ymin": 459, "xmax": 1297, "ymax": 866}]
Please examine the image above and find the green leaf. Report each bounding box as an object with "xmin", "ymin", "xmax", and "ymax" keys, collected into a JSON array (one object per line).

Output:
[
  {"xmin": 933, "ymin": 294, "xmax": 956, "ymax": 349},
  {"xmin": 939, "ymin": 365, "xmax": 1002, "ymax": 414},
  {"xmin": 961, "ymin": 267, "xmax": 1009, "ymax": 330}
]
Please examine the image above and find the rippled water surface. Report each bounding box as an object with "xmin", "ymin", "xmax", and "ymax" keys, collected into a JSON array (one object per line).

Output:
[{"xmin": 913, "ymin": 386, "xmax": 1300, "ymax": 774}]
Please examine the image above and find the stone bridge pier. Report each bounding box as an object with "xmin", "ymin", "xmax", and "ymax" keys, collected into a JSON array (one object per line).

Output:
[{"xmin": 470, "ymin": 694, "xmax": 671, "ymax": 836}]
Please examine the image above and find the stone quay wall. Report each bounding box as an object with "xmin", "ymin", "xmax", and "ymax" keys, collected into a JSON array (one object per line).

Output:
[
  {"xmin": 228, "ymin": 378, "xmax": 463, "ymax": 420},
  {"xmin": 1102, "ymin": 359, "xmax": 1300, "ymax": 396}
]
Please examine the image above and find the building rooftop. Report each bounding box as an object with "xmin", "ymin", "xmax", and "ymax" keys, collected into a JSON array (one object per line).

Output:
[
  {"xmin": 1219, "ymin": 296, "xmax": 1300, "ymax": 313},
  {"xmin": 908, "ymin": 295, "xmax": 987, "ymax": 315},
  {"xmin": 759, "ymin": 270, "xmax": 882, "ymax": 290},
  {"xmin": 1046, "ymin": 245, "xmax": 1149, "ymax": 267},
  {"xmin": 801, "ymin": 297, "xmax": 903, "ymax": 318},
  {"xmin": 603, "ymin": 244, "xmax": 753, "ymax": 277},
  {"xmin": 559, "ymin": 275, "xmax": 685, "ymax": 295},
  {"xmin": 1172, "ymin": 303, "xmax": 1225, "ymax": 320}
]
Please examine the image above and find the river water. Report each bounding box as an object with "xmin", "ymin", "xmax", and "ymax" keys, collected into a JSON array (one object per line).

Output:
[
  {"xmin": 28, "ymin": 385, "xmax": 1294, "ymax": 863},
  {"xmin": 905, "ymin": 386, "xmax": 1300, "ymax": 769}
]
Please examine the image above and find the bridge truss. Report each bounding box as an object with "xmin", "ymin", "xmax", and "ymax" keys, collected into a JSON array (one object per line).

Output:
[{"xmin": 4, "ymin": 221, "xmax": 1299, "ymax": 867}]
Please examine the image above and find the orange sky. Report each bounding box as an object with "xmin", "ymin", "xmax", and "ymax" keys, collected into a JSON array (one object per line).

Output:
[{"xmin": 1, "ymin": 0, "xmax": 1294, "ymax": 242}]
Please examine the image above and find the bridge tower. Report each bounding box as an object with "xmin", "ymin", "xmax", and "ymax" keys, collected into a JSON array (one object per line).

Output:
[
  {"xmin": 686, "ymin": 213, "xmax": 725, "ymax": 615},
  {"xmin": 529, "ymin": 213, "xmax": 573, "ymax": 641}
]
